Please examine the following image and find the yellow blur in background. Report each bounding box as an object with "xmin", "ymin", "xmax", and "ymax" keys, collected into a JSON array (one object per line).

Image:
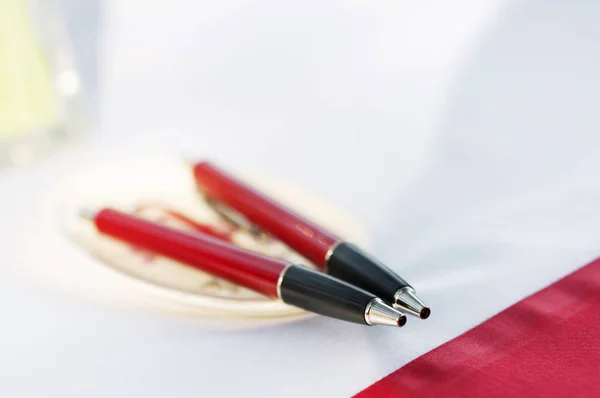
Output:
[{"xmin": 0, "ymin": 0, "xmax": 58, "ymax": 140}]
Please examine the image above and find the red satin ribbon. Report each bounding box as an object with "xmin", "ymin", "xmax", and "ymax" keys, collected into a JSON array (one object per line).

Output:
[{"xmin": 356, "ymin": 257, "xmax": 600, "ymax": 398}]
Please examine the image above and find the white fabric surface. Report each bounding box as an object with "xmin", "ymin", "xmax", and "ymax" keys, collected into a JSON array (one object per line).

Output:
[{"xmin": 2, "ymin": 1, "xmax": 600, "ymax": 397}]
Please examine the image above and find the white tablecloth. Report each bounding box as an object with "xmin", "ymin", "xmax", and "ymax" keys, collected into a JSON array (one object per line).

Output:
[{"xmin": 2, "ymin": 1, "xmax": 600, "ymax": 396}]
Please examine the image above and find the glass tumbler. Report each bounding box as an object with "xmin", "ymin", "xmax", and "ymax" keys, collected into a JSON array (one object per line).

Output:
[{"xmin": 0, "ymin": 0, "xmax": 82, "ymax": 169}]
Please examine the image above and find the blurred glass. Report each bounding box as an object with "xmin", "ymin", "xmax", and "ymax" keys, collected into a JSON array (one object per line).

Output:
[{"xmin": 0, "ymin": 0, "xmax": 82, "ymax": 168}]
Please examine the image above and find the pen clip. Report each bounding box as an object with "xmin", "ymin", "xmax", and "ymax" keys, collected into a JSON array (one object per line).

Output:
[{"xmin": 199, "ymin": 191, "xmax": 269, "ymax": 241}]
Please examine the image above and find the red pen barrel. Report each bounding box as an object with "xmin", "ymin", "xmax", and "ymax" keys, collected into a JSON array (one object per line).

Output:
[
  {"xmin": 193, "ymin": 162, "xmax": 340, "ymax": 267},
  {"xmin": 94, "ymin": 209, "xmax": 286, "ymax": 298}
]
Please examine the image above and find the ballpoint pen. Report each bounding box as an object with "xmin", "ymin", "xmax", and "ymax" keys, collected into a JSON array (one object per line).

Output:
[
  {"xmin": 81, "ymin": 208, "xmax": 407, "ymax": 327},
  {"xmin": 191, "ymin": 161, "xmax": 431, "ymax": 319}
]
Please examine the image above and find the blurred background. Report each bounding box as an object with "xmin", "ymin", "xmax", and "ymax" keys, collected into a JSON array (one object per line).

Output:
[{"xmin": 1, "ymin": 1, "xmax": 600, "ymax": 397}]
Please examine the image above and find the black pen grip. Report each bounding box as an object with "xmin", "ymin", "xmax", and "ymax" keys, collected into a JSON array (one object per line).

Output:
[
  {"xmin": 326, "ymin": 242, "xmax": 410, "ymax": 300},
  {"xmin": 279, "ymin": 265, "xmax": 374, "ymax": 325}
]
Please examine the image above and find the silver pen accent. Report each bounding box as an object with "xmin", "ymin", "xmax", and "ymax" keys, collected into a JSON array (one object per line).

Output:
[
  {"xmin": 323, "ymin": 240, "xmax": 343, "ymax": 273},
  {"xmin": 393, "ymin": 287, "xmax": 431, "ymax": 319},
  {"xmin": 79, "ymin": 208, "xmax": 97, "ymax": 220},
  {"xmin": 276, "ymin": 264, "xmax": 291, "ymax": 300},
  {"xmin": 364, "ymin": 298, "xmax": 407, "ymax": 327}
]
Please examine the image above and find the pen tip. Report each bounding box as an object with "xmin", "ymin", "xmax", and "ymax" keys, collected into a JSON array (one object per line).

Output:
[
  {"xmin": 394, "ymin": 287, "xmax": 431, "ymax": 320},
  {"xmin": 179, "ymin": 156, "xmax": 195, "ymax": 168},
  {"xmin": 78, "ymin": 208, "xmax": 97, "ymax": 220},
  {"xmin": 397, "ymin": 314, "xmax": 407, "ymax": 327},
  {"xmin": 365, "ymin": 298, "xmax": 407, "ymax": 328}
]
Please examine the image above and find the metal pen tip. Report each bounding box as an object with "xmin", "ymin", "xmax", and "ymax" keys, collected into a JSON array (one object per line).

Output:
[
  {"xmin": 393, "ymin": 287, "xmax": 431, "ymax": 319},
  {"xmin": 365, "ymin": 298, "xmax": 407, "ymax": 327},
  {"xmin": 180, "ymin": 156, "xmax": 195, "ymax": 168},
  {"xmin": 78, "ymin": 208, "xmax": 97, "ymax": 221},
  {"xmin": 398, "ymin": 314, "xmax": 407, "ymax": 326}
]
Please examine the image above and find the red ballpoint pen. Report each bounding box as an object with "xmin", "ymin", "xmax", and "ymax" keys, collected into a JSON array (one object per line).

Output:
[
  {"xmin": 192, "ymin": 161, "xmax": 430, "ymax": 319},
  {"xmin": 81, "ymin": 208, "xmax": 406, "ymax": 327}
]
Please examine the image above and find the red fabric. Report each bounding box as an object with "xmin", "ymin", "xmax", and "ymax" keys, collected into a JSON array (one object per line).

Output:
[{"xmin": 356, "ymin": 258, "xmax": 600, "ymax": 398}]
